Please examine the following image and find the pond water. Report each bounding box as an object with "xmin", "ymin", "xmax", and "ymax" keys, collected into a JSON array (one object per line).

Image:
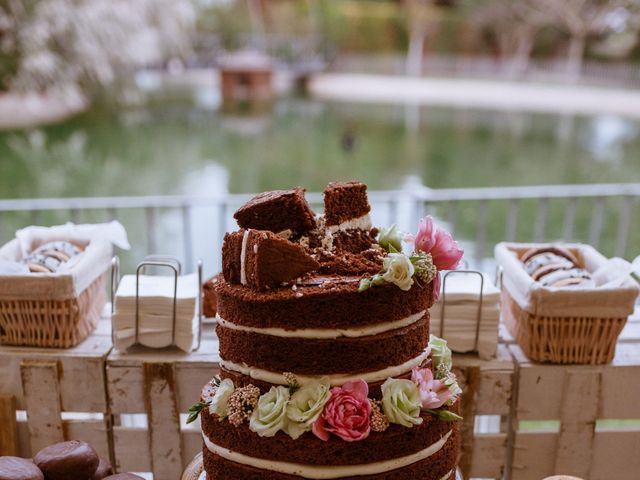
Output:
[
  {"xmin": 1, "ymin": 95, "xmax": 639, "ymax": 199},
  {"xmin": 0, "ymin": 92, "xmax": 639, "ymax": 270}
]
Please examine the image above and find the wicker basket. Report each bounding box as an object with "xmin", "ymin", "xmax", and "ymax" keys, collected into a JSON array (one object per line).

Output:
[
  {"xmin": 0, "ymin": 272, "xmax": 106, "ymax": 348},
  {"xmin": 0, "ymin": 228, "xmax": 114, "ymax": 349},
  {"xmin": 501, "ymin": 287, "xmax": 628, "ymax": 364},
  {"xmin": 496, "ymin": 242, "xmax": 638, "ymax": 365}
]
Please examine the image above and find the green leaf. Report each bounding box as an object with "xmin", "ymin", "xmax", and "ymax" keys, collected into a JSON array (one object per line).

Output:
[
  {"xmin": 358, "ymin": 278, "xmax": 371, "ymax": 292},
  {"xmin": 424, "ymin": 408, "xmax": 463, "ymax": 422},
  {"xmin": 186, "ymin": 400, "xmax": 211, "ymax": 424}
]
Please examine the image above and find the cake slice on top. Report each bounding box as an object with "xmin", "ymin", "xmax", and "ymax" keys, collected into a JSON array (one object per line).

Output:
[
  {"xmin": 222, "ymin": 229, "xmax": 319, "ymax": 290},
  {"xmin": 233, "ymin": 187, "xmax": 316, "ymax": 235},
  {"xmin": 323, "ymin": 180, "xmax": 371, "ymax": 226}
]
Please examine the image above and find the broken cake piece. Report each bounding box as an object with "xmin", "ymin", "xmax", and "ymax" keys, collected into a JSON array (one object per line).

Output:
[
  {"xmin": 233, "ymin": 188, "xmax": 316, "ymax": 235},
  {"xmin": 222, "ymin": 229, "xmax": 320, "ymax": 290},
  {"xmin": 323, "ymin": 181, "xmax": 371, "ymax": 226}
]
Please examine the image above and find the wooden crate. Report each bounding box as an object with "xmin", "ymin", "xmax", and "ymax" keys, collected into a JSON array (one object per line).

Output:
[
  {"xmin": 0, "ymin": 315, "xmax": 112, "ymax": 459},
  {"xmin": 505, "ymin": 309, "xmax": 640, "ymax": 480},
  {"xmin": 106, "ymin": 322, "xmax": 219, "ymax": 480},
  {"xmin": 453, "ymin": 346, "xmax": 515, "ymax": 480}
]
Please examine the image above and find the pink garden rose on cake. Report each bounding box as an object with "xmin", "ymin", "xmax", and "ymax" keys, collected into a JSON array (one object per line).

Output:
[{"xmin": 312, "ymin": 380, "xmax": 372, "ymax": 442}]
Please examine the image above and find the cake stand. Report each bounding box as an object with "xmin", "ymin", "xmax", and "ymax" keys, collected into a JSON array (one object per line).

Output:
[{"xmin": 181, "ymin": 452, "xmax": 464, "ymax": 480}]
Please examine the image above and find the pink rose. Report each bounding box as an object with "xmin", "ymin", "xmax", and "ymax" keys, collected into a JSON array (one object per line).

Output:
[
  {"xmin": 431, "ymin": 229, "xmax": 463, "ymax": 271},
  {"xmin": 432, "ymin": 271, "xmax": 441, "ymax": 301},
  {"xmin": 413, "ymin": 216, "xmax": 464, "ymax": 271},
  {"xmin": 414, "ymin": 216, "xmax": 436, "ymax": 253},
  {"xmin": 312, "ymin": 380, "xmax": 371, "ymax": 442},
  {"xmin": 411, "ymin": 366, "xmax": 452, "ymax": 409}
]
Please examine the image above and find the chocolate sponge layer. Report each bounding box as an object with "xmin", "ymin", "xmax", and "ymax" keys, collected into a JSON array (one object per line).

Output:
[
  {"xmin": 203, "ymin": 441, "xmax": 457, "ymax": 480},
  {"xmin": 216, "ymin": 315, "xmax": 429, "ymax": 375},
  {"xmin": 215, "ymin": 277, "xmax": 434, "ymax": 330},
  {"xmin": 201, "ymin": 403, "xmax": 459, "ymax": 467}
]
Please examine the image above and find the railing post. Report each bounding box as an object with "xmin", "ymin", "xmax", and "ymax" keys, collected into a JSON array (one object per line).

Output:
[
  {"xmin": 615, "ymin": 196, "xmax": 634, "ymax": 258},
  {"xmin": 181, "ymin": 204, "xmax": 194, "ymax": 272},
  {"xmin": 534, "ymin": 198, "xmax": 548, "ymax": 242},
  {"xmin": 145, "ymin": 207, "xmax": 157, "ymax": 255},
  {"xmin": 589, "ymin": 197, "xmax": 605, "ymax": 249},
  {"xmin": 506, "ymin": 200, "xmax": 519, "ymax": 242},
  {"xmin": 563, "ymin": 198, "xmax": 577, "ymax": 242}
]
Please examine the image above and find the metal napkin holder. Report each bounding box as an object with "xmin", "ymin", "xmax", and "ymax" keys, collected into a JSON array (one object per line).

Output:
[
  {"xmin": 438, "ymin": 268, "xmax": 486, "ymax": 353},
  {"xmin": 110, "ymin": 255, "xmax": 203, "ymax": 351}
]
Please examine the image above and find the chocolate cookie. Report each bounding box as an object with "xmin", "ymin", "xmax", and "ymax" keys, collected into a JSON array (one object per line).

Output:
[
  {"xmin": 0, "ymin": 457, "xmax": 44, "ymax": 480},
  {"xmin": 91, "ymin": 458, "xmax": 113, "ymax": 480},
  {"xmin": 103, "ymin": 474, "xmax": 145, "ymax": 480},
  {"xmin": 521, "ymin": 246, "xmax": 578, "ymax": 266},
  {"xmin": 33, "ymin": 441, "xmax": 99, "ymax": 480}
]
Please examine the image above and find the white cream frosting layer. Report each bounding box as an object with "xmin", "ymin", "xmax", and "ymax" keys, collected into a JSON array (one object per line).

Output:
[
  {"xmin": 216, "ymin": 310, "xmax": 426, "ymax": 339},
  {"xmin": 203, "ymin": 430, "xmax": 452, "ymax": 479},
  {"xmin": 240, "ymin": 229, "xmax": 250, "ymax": 286},
  {"xmin": 327, "ymin": 213, "xmax": 372, "ymax": 233},
  {"xmin": 220, "ymin": 347, "xmax": 431, "ymax": 387}
]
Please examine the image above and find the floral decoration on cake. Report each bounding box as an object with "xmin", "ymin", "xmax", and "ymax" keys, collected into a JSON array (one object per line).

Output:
[
  {"xmin": 188, "ymin": 335, "xmax": 462, "ymax": 441},
  {"xmin": 359, "ymin": 216, "xmax": 464, "ymax": 296}
]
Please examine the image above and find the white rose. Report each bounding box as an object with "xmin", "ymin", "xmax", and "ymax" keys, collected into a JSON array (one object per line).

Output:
[
  {"xmin": 382, "ymin": 253, "xmax": 415, "ymax": 291},
  {"xmin": 249, "ymin": 386, "xmax": 290, "ymax": 437},
  {"xmin": 208, "ymin": 379, "xmax": 235, "ymax": 420},
  {"xmin": 285, "ymin": 379, "xmax": 331, "ymax": 440},
  {"xmin": 381, "ymin": 378, "xmax": 423, "ymax": 428}
]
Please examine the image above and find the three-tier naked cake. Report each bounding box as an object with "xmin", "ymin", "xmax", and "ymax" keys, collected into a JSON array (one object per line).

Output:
[{"xmin": 190, "ymin": 181, "xmax": 464, "ymax": 479}]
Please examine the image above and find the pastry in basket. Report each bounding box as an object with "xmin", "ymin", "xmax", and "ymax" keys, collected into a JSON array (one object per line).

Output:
[
  {"xmin": 538, "ymin": 267, "xmax": 593, "ymax": 287},
  {"xmin": 524, "ymin": 252, "xmax": 575, "ymax": 278},
  {"xmin": 22, "ymin": 241, "xmax": 84, "ymax": 273},
  {"xmin": 521, "ymin": 246, "xmax": 578, "ymax": 265}
]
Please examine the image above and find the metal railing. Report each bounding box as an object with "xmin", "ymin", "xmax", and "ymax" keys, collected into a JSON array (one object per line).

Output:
[{"xmin": 0, "ymin": 182, "xmax": 638, "ymax": 275}]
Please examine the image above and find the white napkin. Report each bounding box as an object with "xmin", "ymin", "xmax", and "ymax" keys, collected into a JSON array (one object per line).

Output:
[
  {"xmin": 113, "ymin": 273, "xmax": 199, "ymax": 352},
  {"xmin": 431, "ymin": 272, "xmax": 500, "ymax": 359}
]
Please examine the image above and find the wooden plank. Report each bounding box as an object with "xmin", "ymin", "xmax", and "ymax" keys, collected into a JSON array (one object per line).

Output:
[
  {"xmin": 0, "ymin": 318, "xmax": 112, "ymax": 412},
  {"xmin": 592, "ymin": 430, "xmax": 640, "ymax": 480},
  {"xmin": 0, "ymin": 394, "xmax": 17, "ymax": 455},
  {"xmin": 510, "ymin": 345, "xmax": 564, "ymax": 420},
  {"xmin": 554, "ymin": 369, "xmax": 600, "ymax": 478},
  {"xmin": 475, "ymin": 370, "xmax": 513, "ymax": 416},
  {"xmin": 456, "ymin": 365, "xmax": 480, "ymax": 479},
  {"xmin": 113, "ymin": 427, "xmax": 151, "ymax": 472},
  {"xmin": 107, "ymin": 325, "xmax": 218, "ymax": 414},
  {"xmin": 176, "ymin": 364, "xmax": 219, "ymax": 412},
  {"xmin": 114, "ymin": 427, "xmax": 203, "ymax": 474},
  {"xmin": 511, "ymin": 432, "xmax": 557, "ymax": 480},
  {"xmin": 470, "ymin": 433, "xmax": 507, "ymax": 479},
  {"xmin": 64, "ymin": 419, "xmax": 110, "ymax": 459},
  {"xmin": 16, "ymin": 420, "xmax": 31, "ymax": 458},
  {"xmin": 601, "ymin": 363, "xmax": 640, "ymax": 418},
  {"xmin": 143, "ymin": 362, "xmax": 183, "ymax": 480},
  {"xmin": 20, "ymin": 360, "xmax": 64, "ymax": 453},
  {"xmin": 181, "ymin": 428, "xmax": 202, "ymax": 467}
]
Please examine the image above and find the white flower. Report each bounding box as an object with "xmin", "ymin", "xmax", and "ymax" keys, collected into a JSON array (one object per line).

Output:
[
  {"xmin": 381, "ymin": 378, "xmax": 423, "ymax": 428},
  {"xmin": 208, "ymin": 378, "xmax": 234, "ymax": 420},
  {"xmin": 285, "ymin": 379, "xmax": 331, "ymax": 440},
  {"xmin": 429, "ymin": 335, "xmax": 453, "ymax": 372},
  {"xmin": 382, "ymin": 253, "xmax": 415, "ymax": 291},
  {"xmin": 378, "ymin": 224, "xmax": 403, "ymax": 252},
  {"xmin": 249, "ymin": 386, "xmax": 290, "ymax": 437}
]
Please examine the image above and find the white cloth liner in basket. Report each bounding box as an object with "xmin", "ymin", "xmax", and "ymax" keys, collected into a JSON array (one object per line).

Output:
[
  {"xmin": 0, "ymin": 221, "xmax": 130, "ymax": 300},
  {"xmin": 495, "ymin": 242, "xmax": 638, "ymax": 319}
]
